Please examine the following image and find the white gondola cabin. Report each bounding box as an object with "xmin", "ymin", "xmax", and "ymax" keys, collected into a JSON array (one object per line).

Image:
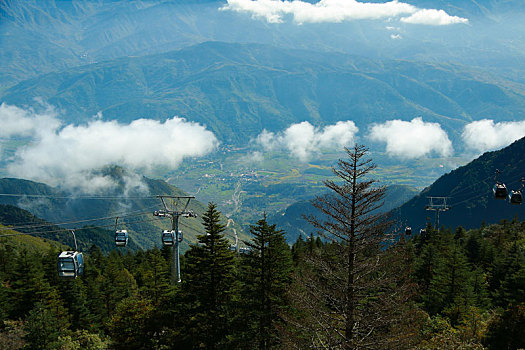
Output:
[
  {"xmin": 162, "ymin": 230, "xmax": 175, "ymax": 246},
  {"xmin": 508, "ymin": 190, "xmax": 523, "ymax": 205},
  {"xmin": 493, "ymin": 183, "xmax": 508, "ymax": 200},
  {"xmin": 493, "ymin": 169, "xmax": 508, "ymax": 200},
  {"xmin": 162, "ymin": 230, "xmax": 183, "ymax": 246},
  {"xmin": 115, "ymin": 230, "xmax": 128, "ymax": 247},
  {"xmin": 239, "ymin": 247, "xmax": 251, "ymax": 255},
  {"xmin": 57, "ymin": 251, "xmax": 84, "ymax": 279},
  {"xmin": 405, "ymin": 227, "xmax": 412, "ymax": 235}
]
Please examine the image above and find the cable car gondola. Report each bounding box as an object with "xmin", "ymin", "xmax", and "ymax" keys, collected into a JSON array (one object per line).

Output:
[
  {"xmin": 508, "ymin": 178, "xmax": 524, "ymax": 205},
  {"xmin": 57, "ymin": 230, "xmax": 84, "ymax": 279},
  {"xmin": 493, "ymin": 169, "xmax": 508, "ymax": 200},
  {"xmin": 162, "ymin": 230, "xmax": 183, "ymax": 247},
  {"xmin": 114, "ymin": 217, "xmax": 128, "ymax": 247},
  {"xmin": 162, "ymin": 230, "xmax": 175, "ymax": 246},
  {"xmin": 405, "ymin": 226, "xmax": 412, "ymax": 235},
  {"xmin": 57, "ymin": 251, "xmax": 84, "ymax": 278},
  {"xmin": 239, "ymin": 247, "xmax": 251, "ymax": 255},
  {"xmin": 493, "ymin": 183, "xmax": 508, "ymax": 199},
  {"xmin": 115, "ymin": 230, "xmax": 128, "ymax": 247}
]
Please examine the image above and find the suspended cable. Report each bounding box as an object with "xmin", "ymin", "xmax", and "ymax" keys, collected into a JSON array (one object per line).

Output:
[
  {"xmin": 0, "ymin": 204, "xmax": 159, "ymax": 230},
  {"xmin": 0, "ymin": 193, "xmax": 159, "ymax": 200},
  {"xmin": 446, "ymin": 173, "xmax": 494, "ymax": 198},
  {"xmin": 0, "ymin": 216, "xmax": 163, "ymax": 239}
]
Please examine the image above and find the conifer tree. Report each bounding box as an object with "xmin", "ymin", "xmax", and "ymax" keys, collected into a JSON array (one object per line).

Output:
[
  {"xmin": 295, "ymin": 144, "xmax": 415, "ymax": 349},
  {"xmin": 139, "ymin": 247, "xmax": 170, "ymax": 305},
  {"xmin": 236, "ymin": 215, "xmax": 293, "ymax": 350},
  {"xmin": 107, "ymin": 295, "xmax": 155, "ymax": 350},
  {"xmin": 24, "ymin": 291, "xmax": 69, "ymax": 349},
  {"xmin": 424, "ymin": 242, "xmax": 472, "ymax": 320},
  {"xmin": 180, "ymin": 202, "xmax": 236, "ymax": 349}
]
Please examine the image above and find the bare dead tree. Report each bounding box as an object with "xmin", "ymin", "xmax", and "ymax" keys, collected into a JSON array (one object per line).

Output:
[{"xmin": 289, "ymin": 145, "xmax": 416, "ymax": 350}]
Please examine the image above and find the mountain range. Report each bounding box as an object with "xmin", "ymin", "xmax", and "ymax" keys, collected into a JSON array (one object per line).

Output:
[
  {"xmin": 2, "ymin": 41, "xmax": 525, "ymax": 148},
  {"xmin": 2, "ymin": 0, "xmax": 525, "ymax": 87},
  {"xmin": 1, "ymin": 0, "xmax": 525, "ymax": 243}
]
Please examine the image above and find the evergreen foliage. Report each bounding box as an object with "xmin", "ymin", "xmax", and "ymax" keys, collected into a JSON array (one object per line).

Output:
[
  {"xmin": 0, "ymin": 165, "xmax": 524, "ymax": 349},
  {"xmin": 235, "ymin": 215, "xmax": 293, "ymax": 349},
  {"xmin": 179, "ymin": 203, "xmax": 236, "ymax": 349}
]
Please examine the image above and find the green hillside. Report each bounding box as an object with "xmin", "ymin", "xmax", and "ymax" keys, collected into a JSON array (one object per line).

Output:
[
  {"xmin": 0, "ymin": 223, "xmax": 63, "ymax": 253},
  {"xmin": 0, "ymin": 170, "xmax": 245, "ymax": 250},
  {"xmin": 2, "ymin": 42, "xmax": 525, "ymax": 146},
  {"xmin": 0, "ymin": 204, "xmax": 139, "ymax": 254},
  {"xmin": 396, "ymin": 136, "xmax": 525, "ymax": 230}
]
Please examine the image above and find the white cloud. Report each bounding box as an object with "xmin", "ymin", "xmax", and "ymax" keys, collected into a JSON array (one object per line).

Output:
[
  {"xmin": 390, "ymin": 33, "xmax": 402, "ymax": 39},
  {"xmin": 256, "ymin": 120, "xmax": 358, "ymax": 161},
  {"xmin": 239, "ymin": 151, "xmax": 265, "ymax": 164},
  {"xmin": 222, "ymin": 0, "xmax": 467, "ymax": 26},
  {"xmin": 369, "ymin": 117, "xmax": 453, "ymax": 159},
  {"xmin": 462, "ymin": 119, "xmax": 525, "ymax": 153},
  {"xmin": 0, "ymin": 102, "xmax": 62, "ymax": 138},
  {"xmin": 401, "ymin": 9, "xmax": 468, "ymax": 25},
  {"xmin": 256, "ymin": 129, "xmax": 280, "ymax": 150},
  {"xmin": 2, "ymin": 103, "xmax": 219, "ymax": 193}
]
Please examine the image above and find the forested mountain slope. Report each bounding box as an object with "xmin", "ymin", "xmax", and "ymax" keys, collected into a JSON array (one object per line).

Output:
[
  {"xmin": 396, "ymin": 136, "xmax": 525, "ymax": 230},
  {"xmin": 0, "ymin": 204, "xmax": 139, "ymax": 253},
  {"xmin": 0, "ymin": 171, "xmax": 223, "ymax": 250}
]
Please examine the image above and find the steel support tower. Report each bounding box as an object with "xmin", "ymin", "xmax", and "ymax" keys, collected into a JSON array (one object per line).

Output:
[
  {"xmin": 425, "ymin": 196, "xmax": 450, "ymax": 229},
  {"xmin": 153, "ymin": 195, "xmax": 196, "ymax": 283}
]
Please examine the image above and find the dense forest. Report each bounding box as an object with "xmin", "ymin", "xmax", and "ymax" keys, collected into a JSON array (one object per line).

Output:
[{"xmin": 0, "ymin": 147, "xmax": 524, "ymax": 349}]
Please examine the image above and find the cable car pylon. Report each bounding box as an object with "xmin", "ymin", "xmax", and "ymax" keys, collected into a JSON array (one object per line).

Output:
[
  {"xmin": 153, "ymin": 195, "xmax": 196, "ymax": 283},
  {"xmin": 425, "ymin": 196, "xmax": 450, "ymax": 229}
]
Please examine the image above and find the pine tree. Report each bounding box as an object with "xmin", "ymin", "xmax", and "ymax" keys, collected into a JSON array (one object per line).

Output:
[
  {"xmin": 236, "ymin": 215, "xmax": 293, "ymax": 350},
  {"xmin": 424, "ymin": 241, "xmax": 472, "ymax": 321},
  {"xmin": 139, "ymin": 247, "xmax": 170, "ymax": 305},
  {"xmin": 107, "ymin": 295, "xmax": 155, "ymax": 350},
  {"xmin": 180, "ymin": 203, "xmax": 236, "ymax": 349},
  {"xmin": 23, "ymin": 291, "xmax": 70, "ymax": 349}
]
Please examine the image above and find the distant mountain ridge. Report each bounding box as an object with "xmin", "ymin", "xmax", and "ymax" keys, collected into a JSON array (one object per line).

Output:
[
  {"xmin": 2, "ymin": 42, "xmax": 525, "ymax": 147},
  {"xmin": 2, "ymin": 0, "xmax": 524, "ymax": 87},
  {"xmin": 269, "ymin": 184, "xmax": 419, "ymax": 242},
  {"xmin": 395, "ymin": 136, "xmax": 525, "ymax": 230}
]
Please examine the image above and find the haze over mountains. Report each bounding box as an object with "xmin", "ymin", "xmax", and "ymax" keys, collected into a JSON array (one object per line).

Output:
[
  {"xmin": 1, "ymin": 0, "xmax": 525, "ymax": 239},
  {"xmin": 2, "ymin": 0, "xmax": 524, "ymax": 84}
]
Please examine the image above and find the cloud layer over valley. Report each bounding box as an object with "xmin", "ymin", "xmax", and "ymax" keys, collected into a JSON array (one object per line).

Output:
[
  {"xmin": 368, "ymin": 117, "xmax": 453, "ymax": 159},
  {"xmin": 222, "ymin": 0, "xmax": 468, "ymax": 26},
  {"xmin": 462, "ymin": 119, "xmax": 525, "ymax": 153},
  {"xmin": 256, "ymin": 121, "xmax": 358, "ymax": 161},
  {"xmin": 0, "ymin": 103, "xmax": 218, "ymax": 193},
  {"xmin": 3, "ymin": 102, "xmax": 525, "ymax": 192}
]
